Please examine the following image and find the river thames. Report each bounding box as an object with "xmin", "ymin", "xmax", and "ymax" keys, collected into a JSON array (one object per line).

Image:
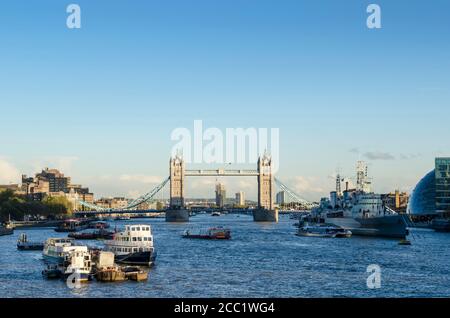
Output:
[{"xmin": 0, "ymin": 214, "xmax": 449, "ymax": 298}]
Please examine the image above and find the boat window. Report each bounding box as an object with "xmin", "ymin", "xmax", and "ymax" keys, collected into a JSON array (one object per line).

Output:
[
  {"xmin": 133, "ymin": 237, "xmax": 137, "ymax": 241},
  {"xmin": 148, "ymin": 237, "xmax": 152, "ymax": 241},
  {"xmin": 138, "ymin": 237, "xmax": 142, "ymax": 241},
  {"xmin": 136, "ymin": 227, "xmax": 140, "ymax": 231},
  {"xmin": 143, "ymin": 237, "xmax": 147, "ymax": 241}
]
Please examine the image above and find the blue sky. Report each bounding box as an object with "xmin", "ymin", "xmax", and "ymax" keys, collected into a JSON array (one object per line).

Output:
[{"xmin": 0, "ymin": 0, "xmax": 449, "ymax": 200}]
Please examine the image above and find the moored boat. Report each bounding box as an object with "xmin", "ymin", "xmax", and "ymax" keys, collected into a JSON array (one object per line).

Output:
[
  {"xmin": 17, "ymin": 233, "xmax": 44, "ymax": 250},
  {"xmin": 296, "ymin": 224, "xmax": 352, "ymax": 238},
  {"xmin": 43, "ymin": 238, "xmax": 88, "ymax": 264},
  {"xmin": 68, "ymin": 229, "xmax": 115, "ymax": 240},
  {"xmin": 42, "ymin": 264, "xmax": 63, "ymax": 279},
  {"xmin": 104, "ymin": 224, "xmax": 156, "ymax": 266},
  {"xmin": 95, "ymin": 267, "xmax": 127, "ymax": 282},
  {"xmin": 89, "ymin": 221, "xmax": 110, "ymax": 229},
  {"xmin": 211, "ymin": 211, "xmax": 221, "ymax": 217},
  {"xmin": 122, "ymin": 266, "xmax": 148, "ymax": 282},
  {"xmin": 55, "ymin": 219, "xmax": 90, "ymax": 233},
  {"xmin": 62, "ymin": 250, "xmax": 93, "ymax": 282},
  {"xmin": 182, "ymin": 226, "xmax": 231, "ymax": 240},
  {"xmin": 0, "ymin": 224, "xmax": 14, "ymax": 236}
]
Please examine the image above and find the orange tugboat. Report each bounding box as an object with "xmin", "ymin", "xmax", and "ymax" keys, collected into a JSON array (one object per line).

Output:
[{"xmin": 182, "ymin": 226, "xmax": 231, "ymax": 240}]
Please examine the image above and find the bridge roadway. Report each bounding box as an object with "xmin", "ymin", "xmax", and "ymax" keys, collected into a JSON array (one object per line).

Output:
[
  {"xmin": 73, "ymin": 209, "xmax": 161, "ymax": 217},
  {"xmin": 185, "ymin": 169, "xmax": 259, "ymax": 176},
  {"xmin": 73, "ymin": 207, "xmax": 309, "ymax": 217}
]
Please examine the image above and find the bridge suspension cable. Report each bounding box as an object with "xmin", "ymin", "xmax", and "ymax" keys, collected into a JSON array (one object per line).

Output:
[
  {"xmin": 274, "ymin": 177, "xmax": 318, "ymax": 209},
  {"xmin": 77, "ymin": 177, "xmax": 170, "ymax": 212}
]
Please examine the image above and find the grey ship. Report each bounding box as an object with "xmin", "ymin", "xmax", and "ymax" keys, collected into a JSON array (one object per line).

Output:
[{"xmin": 310, "ymin": 161, "xmax": 409, "ymax": 239}]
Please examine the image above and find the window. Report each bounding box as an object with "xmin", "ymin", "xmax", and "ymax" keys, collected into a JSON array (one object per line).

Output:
[{"xmin": 132, "ymin": 237, "xmax": 137, "ymax": 241}]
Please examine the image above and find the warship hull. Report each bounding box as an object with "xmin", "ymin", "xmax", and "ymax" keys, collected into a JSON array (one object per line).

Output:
[{"xmin": 325, "ymin": 214, "xmax": 408, "ymax": 239}]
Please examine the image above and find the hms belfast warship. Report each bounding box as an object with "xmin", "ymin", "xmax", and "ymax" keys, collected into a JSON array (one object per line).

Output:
[{"xmin": 310, "ymin": 161, "xmax": 409, "ymax": 239}]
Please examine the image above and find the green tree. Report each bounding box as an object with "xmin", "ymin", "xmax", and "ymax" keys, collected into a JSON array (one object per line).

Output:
[{"xmin": 0, "ymin": 190, "xmax": 73, "ymax": 222}]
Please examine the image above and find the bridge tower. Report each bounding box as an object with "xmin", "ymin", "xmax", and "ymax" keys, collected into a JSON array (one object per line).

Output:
[
  {"xmin": 169, "ymin": 155, "xmax": 185, "ymax": 208},
  {"xmin": 253, "ymin": 153, "xmax": 278, "ymax": 222},
  {"xmin": 257, "ymin": 154, "xmax": 274, "ymax": 210},
  {"xmin": 166, "ymin": 155, "xmax": 189, "ymax": 222}
]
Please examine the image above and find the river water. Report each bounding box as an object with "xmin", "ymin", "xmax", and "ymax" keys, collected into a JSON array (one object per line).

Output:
[{"xmin": 0, "ymin": 214, "xmax": 449, "ymax": 298}]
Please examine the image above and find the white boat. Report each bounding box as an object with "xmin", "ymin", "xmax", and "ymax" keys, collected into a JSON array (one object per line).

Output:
[
  {"xmin": 296, "ymin": 224, "xmax": 352, "ymax": 238},
  {"xmin": 104, "ymin": 224, "xmax": 156, "ymax": 266},
  {"xmin": 211, "ymin": 211, "xmax": 221, "ymax": 216},
  {"xmin": 62, "ymin": 250, "xmax": 93, "ymax": 282},
  {"xmin": 42, "ymin": 238, "xmax": 88, "ymax": 264}
]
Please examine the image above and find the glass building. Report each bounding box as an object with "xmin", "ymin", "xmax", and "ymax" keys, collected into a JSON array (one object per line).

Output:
[
  {"xmin": 408, "ymin": 157, "xmax": 450, "ymax": 216},
  {"xmin": 435, "ymin": 157, "xmax": 450, "ymax": 214},
  {"xmin": 407, "ymin": 170, "xmax": 436, "ymax": 215}
]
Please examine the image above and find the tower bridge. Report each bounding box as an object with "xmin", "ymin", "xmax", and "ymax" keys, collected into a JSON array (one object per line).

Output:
[
  {"xmin": 168, "ymin": 153, "xmax": 276, "ymax": 222},
  {"xmin": 76, "ymin": 154, "xmax": 316, "ymax": 222}
]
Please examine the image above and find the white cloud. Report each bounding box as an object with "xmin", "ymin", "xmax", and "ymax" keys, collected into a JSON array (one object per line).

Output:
[
  {"xmin": 291, "ymin": 176, "xmax": 324, "ymax": 194},
  {"xmin": 30, "ymin": 156, "xmax": 79, "ymax": 175},
  {"xmin": 127, "ymin": 190, "xmax": 142, "ymax": 199},
  {"xmin": 119, "ymin": 174, "xmax": 163, "ymax": 184},
  {"xmin": 364, "ymin": 151, "xmax": 395, "ymax": 160},
  {"xmin": 0, "ymin": 158, "xmax": 20, "ymax": 184},
  {"xmin": 399, "ymin": 153, "xmax": 422, "ymax": 160}
]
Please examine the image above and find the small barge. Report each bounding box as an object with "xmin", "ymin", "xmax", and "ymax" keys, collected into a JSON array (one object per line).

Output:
[
  {"xmin": 68, "ymin": 229, "xmax": 115, "ymax": 240},
  {"xmin": 55, "ymin": 219, "xmax": 90, "ymax": 233},
  {"xmin": 182, "ymin": 226, "xmax": 231, "ymax": 240},
  {"xmin": 296, "ymin": 224, "xmax": 352, "ymax": 238},
  {"xmin": 17, "ymin": 233, "xmax": 44, "ymax": 250},
  {"xmin": 89, "ymin": 221, "xmax": 110, "ymax": 230}
]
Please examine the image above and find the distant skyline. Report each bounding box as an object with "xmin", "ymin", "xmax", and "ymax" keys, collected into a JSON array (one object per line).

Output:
[{"xmin": 1, "ymin": 1, "xmax": 449, "ymax": 201}]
